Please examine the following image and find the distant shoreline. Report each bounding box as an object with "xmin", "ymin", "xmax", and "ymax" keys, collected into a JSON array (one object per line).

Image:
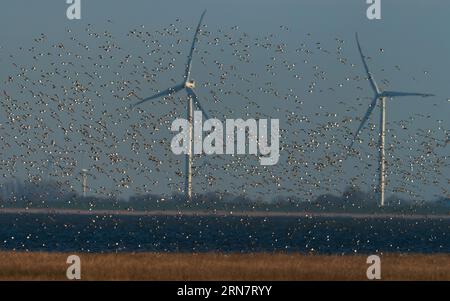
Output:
[{"xmin": 0, "ymin": 207, "xmax": 449, "ymax": 220}]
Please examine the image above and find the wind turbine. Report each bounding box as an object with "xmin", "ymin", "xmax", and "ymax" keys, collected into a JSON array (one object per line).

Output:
[
  {"xmin": 350, "ymin": 33, "xmax": 434, "ymax": 207},
  {"xmin": 81, "ymin": 168, "xmax": 88, "ymax": 197},
  {"xmin": 131, "ymin": 10, "xmax": 210, "ymax": 200}
]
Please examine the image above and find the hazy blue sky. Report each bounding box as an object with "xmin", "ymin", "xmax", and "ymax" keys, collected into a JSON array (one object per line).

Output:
[{"xmin": 0, "ymin": 0, "xmax": 448, "ymax": 201}]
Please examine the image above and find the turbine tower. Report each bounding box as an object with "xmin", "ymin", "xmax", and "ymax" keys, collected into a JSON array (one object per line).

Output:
[
  {"xmin": 350, "ymin": 33, "xmax": 434, "ymax": 207},
  {"xmin": 132, "ymin": 10, "xmax": 210, "ymax": 200},
  {"xmin": 81, "ymin": 168, "xmax": 88, "ymax": 197}
]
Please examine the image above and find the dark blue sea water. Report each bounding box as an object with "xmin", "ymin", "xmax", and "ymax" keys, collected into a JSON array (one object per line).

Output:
[{"xmin": 0, "ymin": 213, "xmax": 449, "ymax": 254}]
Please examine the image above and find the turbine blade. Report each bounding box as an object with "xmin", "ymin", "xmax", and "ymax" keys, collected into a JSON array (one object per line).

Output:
[
  {"xmin": 187, "ymin": 88, "xmax": 210, "ymax": 119},
  {"xmin": 131, "ymin": 84, "xmax": 184, "ymax": 108},
  {"xmin": 355, "ymin": 33, "xmax": 380, "ymax": 95},
  {"xmin": 349, "ymin": 96, "xmax": 378, "ymax": 149},
  {"xmin": 185, "ymin": 10, "xmax": 207, "ymax": 80},
  {"xmin": 382, "ymin": 91, "xmax": 435, "ymax": 98}
]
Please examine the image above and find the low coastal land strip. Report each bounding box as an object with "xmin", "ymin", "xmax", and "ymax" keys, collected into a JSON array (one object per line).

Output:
[
  {"xmin": 0, "ymin": 252, "xmax": 449, "ymax": 280},
  {"xmin": 0, "ymin": 207, "xmax": 449, "ymax": 220}
]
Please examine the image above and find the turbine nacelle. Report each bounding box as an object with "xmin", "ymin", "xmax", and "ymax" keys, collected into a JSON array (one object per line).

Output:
[{"xmin": 185, "ymin": 80, "xmax": 196, "ymax": 89}]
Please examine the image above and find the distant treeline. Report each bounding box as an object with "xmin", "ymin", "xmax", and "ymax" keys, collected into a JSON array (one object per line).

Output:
[{"xmin": 0, "ymin": 179, "xmax": 449, "ymax": 214}]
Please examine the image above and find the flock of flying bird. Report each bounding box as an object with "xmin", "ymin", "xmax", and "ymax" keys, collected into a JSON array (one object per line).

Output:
[{"xmin": 0, "ymin": 13, "xmax": 448, "ymax": 204}]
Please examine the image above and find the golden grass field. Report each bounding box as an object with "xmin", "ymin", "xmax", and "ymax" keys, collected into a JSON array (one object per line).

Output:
[{"xmin": 0, "ymin": 252, "xmax": 449, "ymax": 280}]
